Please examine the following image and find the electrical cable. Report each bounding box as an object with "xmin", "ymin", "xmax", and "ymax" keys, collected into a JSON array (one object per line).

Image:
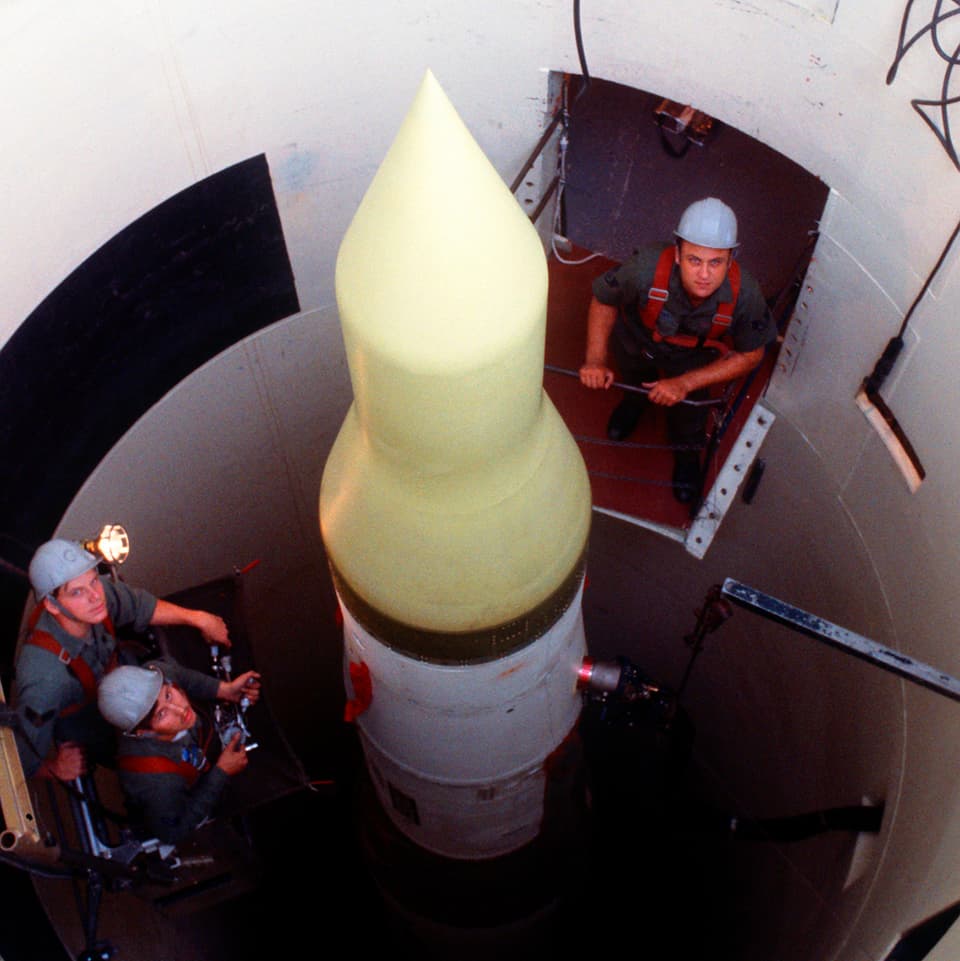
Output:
[
  {"xmin": 551, "ymin": 1, "xmax": 608, "ymax": 263},
  {"xmin": 573, "ymin": 0, "xmax": 590, "ymax": 96},
  {"xmin": 864, "ymin": 215, "xmax": 960, "ymax": 396},
  {"xmin": 898, "ymin": 215, "xmax": 960, "ymax": 339},
  {"xmin": 549, "ymin": 129, "xmax": 608, "ymax": 265},
  {"xmin": 548, "ymin": 5, "xmax": 611, "ymax": 265},
  {"xmin": 0, "ymin": 848, "xmax": 76, "ymax": 880}
]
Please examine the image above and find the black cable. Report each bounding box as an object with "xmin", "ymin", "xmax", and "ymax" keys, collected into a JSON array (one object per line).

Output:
[
  {"xmin": 898, "ymin": 215, "xmax": 960, "ymax": 339},
  {"xmin": 865, "ymin": 215, "xmax": 960, "ymax": 395},
  {"xmin": 0, "ymin": 848, "xmax": 76, "ymax": 880},
  {"xmin": 573, "ymin": 0, "xmax": 590, "ymax": 98}
]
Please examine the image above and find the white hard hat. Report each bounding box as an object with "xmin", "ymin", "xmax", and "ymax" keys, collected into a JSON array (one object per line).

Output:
[
  {"xmin": 29, "ymin": 539, "xmax": 98, "ymax": 600},
  {"xmin": 675, "ymin": 198, "xmax": 738, "ymax": 249},
  {"xmin": 98, "ymin": 665, "xmax": 164, "ymax": 733}
]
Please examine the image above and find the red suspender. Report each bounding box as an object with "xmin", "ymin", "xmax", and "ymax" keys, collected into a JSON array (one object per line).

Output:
[
  {"xmin": 711, "ymin": 260, "xmax": 741, "ymax": 337},
  {"xmin": 639, "ymin": 247, "xmax": 675, "ymax": 332},
  {"xmin": 117, "ymin": 753, "xmax": 203, "ymax": 787},
  {"xmin": 639, "ymin": 247, "xmax": 741, "ymax": 348},
  {"xmin": 25, "ymin": 611, "xmax": 118, "ymax": 717}
]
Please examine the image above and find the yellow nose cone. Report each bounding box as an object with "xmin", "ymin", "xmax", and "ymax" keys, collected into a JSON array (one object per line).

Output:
[{"xmin": 320, "ymin": 70, "xmax": 591, "ymax": 644}]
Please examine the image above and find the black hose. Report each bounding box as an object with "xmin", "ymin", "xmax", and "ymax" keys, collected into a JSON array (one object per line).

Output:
[
  {"xmin": 866, "ymin": 215, "xmax": 960, "ymax": 395},
  {"xmin": 898, "ymin": 215, "xmax": 960, "ymax": 339},
  {"xmin": 573, "ymin": 0, "xmax": 590, "ymax": 99},
  {"xmin": 0, "ymin": 847, "xmax": 76, "ymax": 880}
]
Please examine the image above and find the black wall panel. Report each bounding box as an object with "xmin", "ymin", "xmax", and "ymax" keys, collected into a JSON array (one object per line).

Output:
[{"xmin": 0, "ymin": 154, "xmax": 299, "ymax": 667}]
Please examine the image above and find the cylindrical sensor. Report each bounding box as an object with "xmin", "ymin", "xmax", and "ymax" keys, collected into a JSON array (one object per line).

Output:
[{"xmin": 320, "ymin": 71, "xmax": 592, "ymax": 859}]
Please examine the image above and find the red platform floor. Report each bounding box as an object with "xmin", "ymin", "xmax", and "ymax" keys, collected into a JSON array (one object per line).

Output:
[{"xmin": 543, "ymin": 245, "xmax": 775, "ymax": 537}]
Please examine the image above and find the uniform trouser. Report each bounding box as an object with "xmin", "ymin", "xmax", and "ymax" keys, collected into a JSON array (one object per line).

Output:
[{"xmin": 612, "ymin": 330, "xmax": 714, "ymax": 455}]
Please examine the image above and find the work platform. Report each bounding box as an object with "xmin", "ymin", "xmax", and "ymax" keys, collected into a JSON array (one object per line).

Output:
[
  {"xmin": 543, "ymin": 246, "xmax": 777, "ymax": 557},
  {"xmin": 8, "ymin": 572, "xmax": 321, "ymax": 961}
]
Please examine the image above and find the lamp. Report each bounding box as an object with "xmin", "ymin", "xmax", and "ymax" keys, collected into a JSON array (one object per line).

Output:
[{"xmin": 82, "ymin": 524, "xmax": 130, "ymax": 566}]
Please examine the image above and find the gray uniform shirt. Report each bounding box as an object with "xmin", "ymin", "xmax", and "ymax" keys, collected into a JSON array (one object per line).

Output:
[
  {"xmin": 116, "ymin": 657, "xmax": 226, "ymax": 844},
  {"xmin": 592, "ymin": 243, "xmax": 777, "ymax": 368},
  {"xmin": 13, "ymin": 578, "xmax": 157, "ymax": 776}
]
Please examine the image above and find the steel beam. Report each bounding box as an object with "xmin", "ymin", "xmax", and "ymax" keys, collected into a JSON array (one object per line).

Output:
[{"xmin": 720, "ymin": 578, "xmax": 960, "ymax": 703}]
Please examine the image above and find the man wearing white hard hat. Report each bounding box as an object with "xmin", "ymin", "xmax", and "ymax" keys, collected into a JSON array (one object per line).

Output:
[
  {"xmin": 579, "ymin": 198, "xmax": 777, "ymax": 503},
  {"xmin": 13, "ymin": 538, "xmax": 232, "ymax": 780},
  {"xmin": 98, "ymin": 659, "xmax": 259, "ymax": 844}
]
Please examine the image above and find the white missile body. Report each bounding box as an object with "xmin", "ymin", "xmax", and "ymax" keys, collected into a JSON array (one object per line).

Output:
[
  {"xmin": 340, "ymin": 585, "xmax": 586, "ymax": 858},
  {"xmin": 320, "ymin": 71, "xmax": 591, "ymax": 860}
]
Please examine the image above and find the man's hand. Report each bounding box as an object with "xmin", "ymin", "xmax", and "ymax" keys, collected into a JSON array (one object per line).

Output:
[
  {"xmin": 40, "ymin": 742, "xmax": 86, "ymax": 780},
  {"xmin": 194, "ymin": 611, "xmax": 230, "ymax": 648},
  {"xmin": 643, "ymin": 347, "xmax": 765, "ymax": 406},
  {"xmin": 642, "ymin": 376, "xmax": 692, "ymax": 406},
  {"xmin": 581, "ymin": 298, "xmax": 619, "ymax": 389},
  {"xmin": 216, "ymin": 733, "xmax": 249, "ymax": 776},
  {"xmin": 579, "ymin": 363, "xmax": 615, "ymax": 389},
  {"xmin": 218, "ymin": 671, "xmax": 261, "ymax": 705},
  {"xmin": 151, "ymin": 600, "xmax": 232, "ymax": 648}
]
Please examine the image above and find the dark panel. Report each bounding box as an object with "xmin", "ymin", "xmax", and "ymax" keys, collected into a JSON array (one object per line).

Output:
[
  {"xmin": 0, "ymin": 866, "xmax": 70, "ymax": 961},
  {"xmin": 0, "ymin": 155, "xmax": 299, "ymax": 662},
  {"xmin": 561, "ymin": 76, "xmax": 829, "ymax": 302}
]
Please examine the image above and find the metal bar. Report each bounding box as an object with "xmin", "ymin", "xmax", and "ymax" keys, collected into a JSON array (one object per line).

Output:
[
  {"xmin": 0, "ymin": 678, "xmax": 60, "ymax": 863},
  {"xmin": 509, "ymin": 110, "xmax": 564, "ymax": 194},
  {"xmin": 528, "ymin": 173, "xmax": 559, "ymax": 224},
  {"xmin": 543, "ymin": 363, "xmax": 723, "ymax": 407},
  {"xmin": 686, "ymin": 405, "xmax": 775, "ymax": 559},
  {"xmin": 720, "ymin": 578, "xmax": 960, "ymax": 702},
  {"xmin": 70, "ymin": 777, "xmax": 112, "ymax": 860}
]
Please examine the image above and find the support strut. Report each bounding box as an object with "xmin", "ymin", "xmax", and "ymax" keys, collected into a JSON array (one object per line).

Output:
[{"xmin": 720, "ymin": 578, "xmax": 960, "ymax": 703}]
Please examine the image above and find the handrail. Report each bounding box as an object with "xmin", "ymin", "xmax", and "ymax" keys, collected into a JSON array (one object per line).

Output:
[
  {"xmin": 510, "ymin": 108, "xmax": 565, "ymax": 195},
  {"xmin": 529, "ymin": 175, "xmax": 560, "ymax": 224}
]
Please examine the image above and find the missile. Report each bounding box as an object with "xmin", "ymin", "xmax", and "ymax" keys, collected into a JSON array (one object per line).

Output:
[{"xmin": 319, "ymin": 70, "xmax": 591, "ymax": 860}]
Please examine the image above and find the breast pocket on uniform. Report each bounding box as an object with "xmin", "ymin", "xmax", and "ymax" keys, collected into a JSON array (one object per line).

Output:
[{"xmin": 657, "ymin": 309, "xmax": 680, "ymax": 337}]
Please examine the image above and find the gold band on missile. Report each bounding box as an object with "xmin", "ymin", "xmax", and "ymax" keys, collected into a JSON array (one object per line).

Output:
[{"xmin": 329, "ymin": 550, "xmax": 587, "ymax": 665}]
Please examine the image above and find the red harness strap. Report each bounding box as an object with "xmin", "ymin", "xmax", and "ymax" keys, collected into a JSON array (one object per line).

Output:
[
  {"xmin": 25, "ymin": 613, "xmax": 118, "ymax": 717},
  {"xmin": 117, "ymin": 753, "xmax": 203, "ymax": 787},
  {"xmin": 639, "ymin": 247, "xmax": 741, "ymax": 354}
]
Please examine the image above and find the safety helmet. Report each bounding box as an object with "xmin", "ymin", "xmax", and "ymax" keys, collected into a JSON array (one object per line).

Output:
[
  {"xmin": 98, "ymin": 665, "xmax": 164, "ymax": 733},
  {"xmin": 29, "ymin": 539, "xmax": 99, "ymax": 600},
  {"xmin": 675, "ymin": 198, "xmax": 738, "ymax": 249}
]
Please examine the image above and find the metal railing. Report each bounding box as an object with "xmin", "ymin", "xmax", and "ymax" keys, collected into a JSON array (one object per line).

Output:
[{"xmin": 510, "ymin": 108, "xmax": 565, "ymax": 224}]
